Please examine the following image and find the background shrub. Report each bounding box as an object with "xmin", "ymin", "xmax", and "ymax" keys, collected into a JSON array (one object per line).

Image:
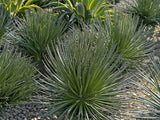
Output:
[
  {"xmin": 122, "ymin": 0, "xmax": 160, "ymax": 27},
  {"xmin": 0, "ymin": 47, "xmax": 36, "ymax": 111},
  {"xmin": 44, "ymin": 0, "xmax": 113, "ymax": 25},
  {"xmin": 103, "ymin": 12, "xmax": 151, "ymax": 66},
  {"xmin": 133, "ymin": 60, "xmax": 160, "ymax": 119},
  {"xmin": 7, "ymin": 10, "xmax": 66, "ymax": 61}
]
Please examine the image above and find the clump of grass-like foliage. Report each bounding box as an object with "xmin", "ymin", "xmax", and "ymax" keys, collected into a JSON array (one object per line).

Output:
[
  {"xmin": 37, "ymin": 27, "xmax": 127, "ymax": 120},
  {"xmin": 7, "ymin": 10, "xmax": 66, "ymax": 61},
  {"xmin": 122, "ymin": 0, "xmax": 160, "ymax": 27},
  {"xmin": 103, "ymin": 12, "xmax": 151, "ymax": 66},
  {"xmin": 0, "ymin": 47, "xmax": 36, "ymax": 111}
]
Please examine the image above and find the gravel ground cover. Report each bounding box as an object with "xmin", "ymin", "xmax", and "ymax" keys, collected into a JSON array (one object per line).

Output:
[{"xmin": 0, "ymin": 104, "xmax": 57, "ymax": 120}]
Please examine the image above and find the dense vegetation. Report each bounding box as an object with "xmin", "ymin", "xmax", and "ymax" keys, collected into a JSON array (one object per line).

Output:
[{"xmin": 0, "ymin": 0, "xmax": 160, "ymax": 119}]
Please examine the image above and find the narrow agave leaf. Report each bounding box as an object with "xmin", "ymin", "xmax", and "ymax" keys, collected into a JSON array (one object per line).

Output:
[
  {"xmin": 18, "ymin": 4, "xmax": 40, "ymax": 12},
  {"xmin": 91, "ymin": 0, "xmax": 106, "ymax": 15},
  {"xmin": 66, "ymin": 0, "xmax": 73, "ymax": 8},
  {"xmin": 25, "ymin": 0, "xmax": 35, "ymax": 6}
]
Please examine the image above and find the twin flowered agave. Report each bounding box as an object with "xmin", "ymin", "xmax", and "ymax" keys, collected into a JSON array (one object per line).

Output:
[
  {"xmin": 37, "ymin": 12, "xmax": 150, "ymax": 119},
  {"xmin": 38, "ymin": 28, "xmax": 125, "ymax": 119}
]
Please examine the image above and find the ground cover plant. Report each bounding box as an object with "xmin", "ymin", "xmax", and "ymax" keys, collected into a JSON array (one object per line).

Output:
[{"xmin": 0, "ymin": 47, "xmax": 36, "ymax": 112}]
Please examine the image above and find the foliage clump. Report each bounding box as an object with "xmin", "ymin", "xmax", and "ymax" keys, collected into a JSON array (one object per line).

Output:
[
  {"xmin": 7, "ymin": 10, "xmax": 66, "ymax": 61},
  {"xmin": 122, "ymin": 0, "xmax": 160, "ymax": 27},
  {"xmin": 0, "ymin": 47, "xmax": 36, "ymax": 110},
  {"xmin": 38, "ymin": 27, "xmax": 126, "ymax": 120}
]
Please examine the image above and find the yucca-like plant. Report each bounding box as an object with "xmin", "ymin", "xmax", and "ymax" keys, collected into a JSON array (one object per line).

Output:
[
  {"xmin": 103, "ymin": 12, "xmax": 151, "ymax": 66},
  {"xmin": 0, "ymin": 4, "xmax": 12, "ymax": 42},
  {"xmin": 133, "ymin": 60, "xmax": 160, "ymax": 119},
  {"xmin": 37, "ymin": 27, "xmax": 126, "ymax": 120},
  {"xmin": 0, "ymin": 47, "xmax": 36, "ymax": 111},
  {"xmin": 7, "ymin": 10, "xmax": 66, "ymax": 61},
  {"xmin": 122, "ymin": 0, "xmax": 160, "ymax": 27}
]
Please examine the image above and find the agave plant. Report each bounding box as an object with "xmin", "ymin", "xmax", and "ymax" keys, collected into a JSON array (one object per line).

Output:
[
  {"xmin": 133, "ymin": 60, "xmax": 160, "ymax": 119},
  {"xmin": 0, "ymin": 0, "xmax": 40, "ymax": 16},
  {"xmin": 102, "ymin": 12, "xmax": 151, "ymax": 66},
  {"xmin": 43, "ymin": 0, "xmax": 113, "ymax": 24},
  {"xmin": 7, "ymin": 10, "xmax": 66, "ymax": 61},
  {"xmin": 0, "ymin": 47, "xmax": 36, "ymax": 112},
  {"xmin": 122, "ymin": 0, "xmax": 160, "ymax": 27},
  {"xmin": 37, "ymin": 26, "xmax": 126, "ymax": 120}
]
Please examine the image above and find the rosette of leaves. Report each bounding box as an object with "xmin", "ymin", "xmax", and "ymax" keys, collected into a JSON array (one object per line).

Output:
[
  {"xmin": 103, "ymin": 12, "xmax": 151, "ymax": 66},
  {"xmin": 133, "ymin": 60, "xmax": 160, "ymax": 119},
  {"xmin": 0, "ymin": 47, "xmax": 36, "ymax": 112},
  {"xmin": 37, "ymin": 27, "xmax": 126, "ymax": 120},
  {"xmin": 122, "ymin": 0, "xmax": 160, "ymax": 27},
  {"xmin": 7, "ymin": 10, "xmax": 66, "ymax": 61}
]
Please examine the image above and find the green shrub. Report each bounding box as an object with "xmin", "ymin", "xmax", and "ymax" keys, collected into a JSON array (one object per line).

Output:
[
  {"xmin": 37, "ymin": 27, "xmax": 126, "ymax": 120},
  {"xmin": 0, "ymin": 47, "xmax": 36, "ymax": 110},
  {"xmin": 103, "ymin": 12, "xmax": 151, "ymax": 66},
  {"xmin": 134, "ymin": 60, "xmax": 160, "ymax": 119},
  {"xmin": 7, "ymin": 10, "xmax": 66, "ymax": 61},
  {"xmin": 122, "ymin": 0, "xmax": 160, "ymax": 27}
]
